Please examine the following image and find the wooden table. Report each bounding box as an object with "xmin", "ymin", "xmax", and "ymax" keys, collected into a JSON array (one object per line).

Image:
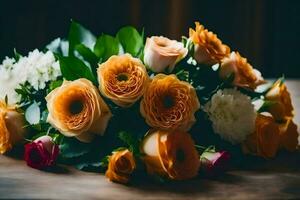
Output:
[{"xmin": 1, "ymin": 80, "xmax": 300, "ymax": 200}]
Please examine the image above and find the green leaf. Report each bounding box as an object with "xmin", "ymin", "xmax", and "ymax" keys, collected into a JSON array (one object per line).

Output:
[
  {"xmin": 49, "ymin": 80, "xmax": 63, "ymax": 91},
  {"xmin": 52, "ymin": 133, "xmax": 64, "ymax": 145},
  {"xmin": 40, "ymin": 110, "xmax": 49, "ymax": 124},
  {"xmin": 116, "ymin": 26, "xmax": 143, "ymax": 57},
  {"xmin": 30, "ymin": 123, "xmax": 42, "ymax": 131},
  {"xmin": 176, "ymin": 69, "xmax": 190, "ymax": 82},
  {"xmin": 59, "ymin": 137, "xmax": 92, "ymax": 158},
  {"xmin": 59, "ymin": 56, "xmax": 96, "ymax": 84},
  {"xmin": 112, "ymin": 147, "xmax": 127, "ymax": 153},
  {"xmin": 4, "ymin": 95, "xmax": 8, "ymax": 105},
  {"xmin": 99, "ymin": 155, "xmax": 110, "ymax": 168},
  {"xmin": 94, "ymin": 34, "xmax": 120, "ymax": 61},
  {"xmin": 75, "ymin": 161, "xmax": 103, "ymax": 170},
  {"xmin": 13, "ymin": 48, "xmax": 22, "ymax": 61},
  {"xmin": 75, "ymin": 43, "xmax": 99, "ymax": 75},
  {"xmin": 118, "ymin": 131, "xmax": 140, "ymax": 156},
  {"xmin": 257, "ymin": 100, "xmax": 277, "ymax": 113},
  {"xmin": 25, "ymin": 102, "xmax": 40, "ymax": 125},
  {"xmin": 182, "ymin": 36, "xmax": 194, "ymax": 57},
  {"xmin": 46, "ymin": 38, "xmax": 69, "ymax": 56},
  {"xmin": 68, "ymin": 20, "xmax": 96, "ymax": 56}
]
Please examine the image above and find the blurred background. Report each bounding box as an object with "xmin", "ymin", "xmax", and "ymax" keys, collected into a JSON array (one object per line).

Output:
[{"xmin": 0, "ymin": 0, "xmax": 299, "ymax": 78}]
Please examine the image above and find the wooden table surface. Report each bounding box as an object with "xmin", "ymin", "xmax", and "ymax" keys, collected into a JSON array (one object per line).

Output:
[{"xmin": 1, "ymin": 80, "xmax": 300, "ymax": 200}]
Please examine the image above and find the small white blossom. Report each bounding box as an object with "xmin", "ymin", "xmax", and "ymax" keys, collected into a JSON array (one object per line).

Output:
[
  {"xmin": 204, "ymin": 88, "xmax": 256, "ymax": 144},
  {"xmin": 0, "ymin": 49, "xmax": 61, "ymax": 104}
]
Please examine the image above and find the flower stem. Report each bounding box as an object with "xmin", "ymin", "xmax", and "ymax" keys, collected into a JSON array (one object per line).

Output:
[
  {"xmin": 195, "ymin": 144, "xmax": 216, "ymax": 153},
  {"xmin": 195, "ymin": 145, "xmax": 207, "ymax": 150}
]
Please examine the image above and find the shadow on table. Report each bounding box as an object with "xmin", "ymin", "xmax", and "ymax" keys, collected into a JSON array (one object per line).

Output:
[
  {"xmin": 123, "ymin": 151, "xmax": 300, "ymax": 196},
  {"xmin": 127, "ymin": 171, "xmax": 245, "ymax": 195}
]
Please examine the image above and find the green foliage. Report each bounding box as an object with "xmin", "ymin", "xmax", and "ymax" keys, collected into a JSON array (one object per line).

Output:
[
  {"xmin": 116, "ymin": 26, "xmax": 144, "ymax": 57},
  {"xmin": 75, "ymin": 44, "xmax": 99, "ymax": 67},
  {"xmin": 4, "ymin": 95, "xmax": 8, "ymax": 105},
  {"xmin": 75, "ymin": 161, "xmax": 103, "ymax": 170},
  {"xmin": 15, "ymin": 83, "xmax": 48, "ymax": 110},
  {"xmin": 13, "ymin": 48, "xmax": 22, "ymax": 61},
  {"xmin": 59, "ymin": 137, "xmax": 92, "ymax": 158},
  {"xmin": 68, "ymin": 20, "xmax": 96, "ymax": 56},
  {"xmin": 58, "ymin": 135, "xmax": 117, "ymax": 171},
  {"xmin": 99, "ymin": 155, "xmax": 110, "ymax": 168},
  {"xmin": 48, "ymin": 80, "xmax": 63, "ymax": 92},
  {"xmin": 118, "ymin": 131, "xmax": 140, "ymax": 156},
  {"xmin": 173, "ymin": 59, "xmax": 225, "ymax": 104},
  {"xmin": 175, "ymin": 69, "xmax": 190, "ymax": 82},
  {"xmin": 94, "ymin": 34, "xmax": 120, "ymax": 61},
  {"xmin": 257, "ymin": 100, "xmax": 276, "ymax": 113},
  {"xmin": 59, "ymin": 56, "xmax": 97, "ymax": 84},
  {"xmin": 182, "ymin": 36, "xmax": 194, "ymax": 57}
]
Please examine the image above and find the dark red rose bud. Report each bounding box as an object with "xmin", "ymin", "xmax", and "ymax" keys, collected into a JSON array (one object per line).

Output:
[
  {"xmin": 24, "ymin": 135, "xmax": 59, "ymax": 169},
  {"xmin": 200, "ymin": 151, "xmax": 230, "ymax": 176}
]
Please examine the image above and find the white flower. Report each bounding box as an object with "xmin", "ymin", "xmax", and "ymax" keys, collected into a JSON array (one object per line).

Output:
[
  {"xmin": 204, "ymin": 88, "xmax": 256, "ymax": 144},
  {"xmin": 0, "ymin": 49, "xmax": 61, "ymax": 104}
]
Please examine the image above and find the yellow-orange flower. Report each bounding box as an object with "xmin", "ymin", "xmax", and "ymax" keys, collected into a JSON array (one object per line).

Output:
[
  {"xmin": 265, "ymin": 80, "xmax": 294, "ymax": 121},
  {"xmin": 242, "ymin": 114, "xmax": 280, "ymax": 158},
  {"xmin": 105, "ymin": 149, "xmax": 136, "ymax": 184},
  {"xmin": 0, "ymin": 101, "xmax": 27, "ymax": 154},
  {"xmin": 97, "ymin": 54, "xmax": 149, "ymax": 107},
  {"xmin": 220, "ymin": 52, "xmax": 265, "ymax": 90},
  {"xmin": 140, "ymin": 74, "xmax": 200, "ymax": 132},
  {"xmin": 144, "ymin": 36, "xmax": 188, "ymax": 72},
  {"xmin": 141, "ymin": 130, "xmax": 200, "ymax": 180},
  {"xmin": 278, "ymin": 117, "xmax": 299, "ymax": 152},
  {"xmin": 189, "ymin": 22, "xmax": 230, "ymax": 65},
  {"xmin": 46, "ymin": 78, "xmax": 112, "ymax": 143}
]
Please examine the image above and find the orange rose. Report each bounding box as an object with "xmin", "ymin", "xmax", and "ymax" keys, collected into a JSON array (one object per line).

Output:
[
  {"xmin": 144, "ymin": 36, "xmax": 188, "ymax": 72},
  {"xmin": 140, "ymin": 74, "xmax": 200, "ymax": 132},
  {"xmin": 242, "ymin": 114, "xmax": 280, "ymax": 158},
  {"xmin": 105, "ymin": 149, "xmax": 136, "ymax": 184},
  {"xmin": 220, "ymin": 52, "xmax": 265, "ymax": 90},
  {"xmin": 141, "ymin": 130, "xmax": 200, "ymax": 180},
  {"xmin": 278, "ymin": 117, "xmax": 299, "ymax": 152},
  {"xmin": 97, "ymin": 54, "xmax": 149, "ymax": 107},
  {"xmin": 189, "ymin": 22, "xmax": 230, "ymax": 65},
  {"xmin": 265, "ymin": 80, "xmax": 294, "ymax": 121},
  {"xmin": 0, "ymin": 101, "xmax": 27, "ymax": 154},
  {"xmin": 46, "ymin": 78, "xmax": 112, "ymax": 143}
]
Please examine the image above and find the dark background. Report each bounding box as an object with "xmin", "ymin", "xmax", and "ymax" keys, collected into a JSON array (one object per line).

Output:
[{"xmin": 0, "ymin": 0, "xmax": 299, "ymax": 78}]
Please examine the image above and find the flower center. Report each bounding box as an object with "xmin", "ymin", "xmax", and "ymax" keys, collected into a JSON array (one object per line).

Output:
[
  {"xmin": 156, "ymin": 40, "xmax": 167, "ymax": 47},
  {"xmin": 117, "ymin": 73, "xmax": 129, "ymax": 82},
  {"xmin": 117, "ymin": 157, "xmax": 131, "ymax": 174},
  {"xmin": 162, "ymin": 95, "xmax": 174, "ymax": 109},
  {"xmin": 158, "ymin": 42, "xmax": 166, "ymax": 47},
  {"xmin": 29, "ymin": 148, "xmax": 42, "ymax": 164},
  {"xmin": 69, "ymin": 100, "xmax": 84, "ymax": 115},
  {"xmin": 176, "ymin": 149, "xmax": 185, "ymax": 163}
]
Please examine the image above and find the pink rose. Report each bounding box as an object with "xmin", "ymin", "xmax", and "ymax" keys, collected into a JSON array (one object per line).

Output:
[
  {"xmin": 144, "ymin": 36, "xmax": 188, "ymax": 73},
  {"xmin": 24, "ymin": 135, "xmax": 59, "ymax": 169},
  {"xmin": 200, "ymin": 151, "xmax": 230, "ymax": 176}
]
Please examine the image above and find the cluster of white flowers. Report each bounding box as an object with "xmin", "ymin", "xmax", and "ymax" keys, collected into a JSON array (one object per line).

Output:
[
  {"xmin": 0, "ymin": 49, "xmax": 61, "ymax": 104},
  {"xmin": 204, "ymin": 88, "xmax": 256, "ymax": 144}
]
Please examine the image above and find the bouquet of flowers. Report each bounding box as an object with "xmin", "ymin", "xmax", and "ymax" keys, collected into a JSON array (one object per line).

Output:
[{"xmin": 0, "ymin": 20, "xmax": 298, "ymax": 184}]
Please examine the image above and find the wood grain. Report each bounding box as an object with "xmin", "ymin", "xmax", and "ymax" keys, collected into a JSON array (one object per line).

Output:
[{"xmin": 1, "ymin": 80, "xmax": 300, "ymax": 200}]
